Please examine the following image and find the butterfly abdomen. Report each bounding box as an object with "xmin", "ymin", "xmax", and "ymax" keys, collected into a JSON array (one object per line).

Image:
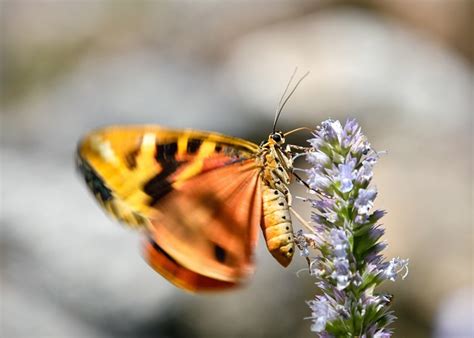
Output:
[{"xmin": 261, "ymin": 183, "xmax": 294, "ymax": 267}]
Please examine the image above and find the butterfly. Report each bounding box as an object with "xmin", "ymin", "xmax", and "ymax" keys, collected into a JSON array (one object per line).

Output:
[{"xmin": 76, "ymin": 71, "xmax": 312, "ymax": 292}]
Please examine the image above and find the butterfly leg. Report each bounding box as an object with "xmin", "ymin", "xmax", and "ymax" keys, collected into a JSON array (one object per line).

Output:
[
  {"xmin": 292, "ymin": 172, "xmax": 332, "ymax": 199},
  {"xmin": 286, "ymin": 144, "xmax": 312, "ymax": 152},
  {"xmin": 285, "ymin": 190, "xmax": 318, "ymax": 236}
]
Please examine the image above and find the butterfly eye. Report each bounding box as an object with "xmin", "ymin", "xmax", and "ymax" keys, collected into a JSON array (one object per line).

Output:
[{"xmin": 271, "ymin": 133, "xmax": 282, "ymax": 143}]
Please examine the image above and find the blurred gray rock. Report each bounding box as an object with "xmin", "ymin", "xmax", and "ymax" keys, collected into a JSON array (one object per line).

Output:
[
  {"xmin": 223, "ymin": 8, "xmax": 471, "ymax": 134},
  {"xmin": 434, "ymin": 288, "xmax": 474, "ymax": 338},
  {"xmin": 1, "ymin": 51, "xmax": 262, "ymax": 159}
]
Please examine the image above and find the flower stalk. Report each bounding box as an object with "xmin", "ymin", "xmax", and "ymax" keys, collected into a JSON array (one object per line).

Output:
[{"xmin": 296, "ymin": 119, "xmax": 408, "ymax": 337}]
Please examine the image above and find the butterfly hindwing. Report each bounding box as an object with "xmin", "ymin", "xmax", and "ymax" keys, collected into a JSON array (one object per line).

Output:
[
  {"xmin": 148, "ymin": 159, "xmax": 262, "ymax": 287},
  {"xmin": 143, "ymin": 238, "xmax": 236, "ymax": 291},
  {"xmin": 144, "ymin": 159, "xmax": 262, "ymax": 291}
]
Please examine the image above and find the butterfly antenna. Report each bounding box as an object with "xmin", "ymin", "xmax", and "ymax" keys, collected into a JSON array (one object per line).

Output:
[
  {"xmin": 273, "ymin": 67, "xmax": 298, "ymax": 133},
  {"xmin": 277, "ymin": 67, "xmax": 298, "ymax": 107},
  {"xmin": 273, "ymin": 70, "xmax": 310, "ymax": 133}
]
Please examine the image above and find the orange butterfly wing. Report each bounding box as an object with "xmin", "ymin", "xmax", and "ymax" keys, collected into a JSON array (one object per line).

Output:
[
  {"xmin": 76, "ymin": 126, "xmax": 262, "ymax": 291},
  {"xmin": 145, "ymin": 160, "xmax": 262, "ymax": 291},
  {"xmin": 143, "ymin": 239, "xmax": 236, "ymax": 291}
]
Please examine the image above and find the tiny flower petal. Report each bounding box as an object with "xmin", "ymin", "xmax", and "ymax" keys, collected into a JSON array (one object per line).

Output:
[
  {"xmin": 307, "ymin": 168, "xmax": 332, "ymax": 191},
  {"xmin": 383, "ymin": 257, "xmax": 409, "ymax": 281},
  {"xmin": 374, "ymin": 330, "xmax": 392, "ymax": 338},
  {"xmin": 369, "ymin": 226, "xmax": 385, "ymax": 241},
  {"xmin": 330, "ymin": 229, "xmax": 349, "ymax": 258},
  {"xmin": 355, "ymin": 187, "xmax": 377, "ymax": 214},
  {"xmin": 320, "ymin": 119, "xmax": 343, "ymax": 144},
  {"xmin": 326, "ymin": 211, "xmax": 338, "ymax": 223},
  {"xmin": 370, "ymin": 209, "xmax": 387, "ymax": 222},
  {"xmin": 307, "ymin": 297, "xmax": 335, "ymax": 332},
  {"xmin": 332, "ymin": 258, "xmax": 351, "ymax": 290},
  {"xmin": 308, "ymin": 135, "xmax": 324, "ymax": 149},
  {"xmin": 311, "ymin": 198, "xmax": 335, "ymax": 212},
  {"xmin": 356, "ymin": 160, "xmax": 374, "ymax": 183},
  {"xmin": 341, "ymin": 118, "xmax": 361, "ymax": 149},
  {"xmin": 307, "ymin": 151, "xmax": 331, "ymax": 168},
  {"xmin": 338, "ymin": 159, "xmax": 356, "ymax": 193}
]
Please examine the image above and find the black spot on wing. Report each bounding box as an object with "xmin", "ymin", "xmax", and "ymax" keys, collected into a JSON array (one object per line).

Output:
[
  {"xmin": 77, "ymin": 156, "xmax": 113, "ymax": 202},
  {"xmin": 187, "ymin": 138, "xmax": 202, "ymax": 154},
  {"xmin": 213, "ymin": 244, "xmax": 227, "ymax": 264}
]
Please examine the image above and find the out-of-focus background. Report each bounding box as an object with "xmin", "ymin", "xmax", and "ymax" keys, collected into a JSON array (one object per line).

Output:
[{"xmin": 1, "ymin": 1, "xmax": 472, "ymax": 337}]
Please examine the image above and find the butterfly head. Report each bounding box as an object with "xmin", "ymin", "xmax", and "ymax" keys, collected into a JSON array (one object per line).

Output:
[{"xmin": 268, "ymin": 131, "xmax": 285, "ymax": 147}]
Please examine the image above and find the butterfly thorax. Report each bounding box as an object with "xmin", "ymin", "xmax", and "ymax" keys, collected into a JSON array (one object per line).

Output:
[
  {"xmin": 257, "ymin": 132, "xmax": 293, "ymax": 187},
  {"xmin": 256, "ymin": 132, "xmax": 295, "ymax": 267}
]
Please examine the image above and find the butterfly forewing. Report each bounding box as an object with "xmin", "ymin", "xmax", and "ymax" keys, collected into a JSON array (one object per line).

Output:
[{"xmin": 77, "ymin": 126, "xmax": 258, "ymax": 226}]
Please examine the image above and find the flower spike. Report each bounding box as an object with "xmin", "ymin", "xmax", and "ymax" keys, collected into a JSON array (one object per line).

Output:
[{"xmin": 298, "ymin": 119, "xmax": 408, "ymax": 337}]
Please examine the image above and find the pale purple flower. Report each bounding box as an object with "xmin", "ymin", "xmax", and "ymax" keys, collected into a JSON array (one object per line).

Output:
[
  {"xmin": 355, "ymin": 214, "xmax": 368, "ymax": 224},
  {"xmin": 365, "ymin": 252, "xmax": 384, "ymax": 266},
  {"xmin": 353, "ymin": 139, "xmax": 371, "ymax": 156},
  {"xmin": 368, "ymin": 226, "xmax": 385, "ymax": 241},
  {"xmin": 307, "ymin": 151, "xmax": 331, "ymax": 169},
  {"xmin": 337, "ymin": 159, "xmax": 356, "ymax": 193},
  {"xmin": 363, "ymin": 327, "xmax": 393, "ymax": 338},
  {"xmin": 311, "ymin": 199, "xmax": 335, "ymax": 212},
  {"xmin": 360, "ymin": 291, "xmax": 378, "ymax": 307},
  {"xmin": 332, "ymin": 258, "xmax": 351, "ymax": 290},
  {"xmin": 370, "ymin": 209, "xmax": 387, "ymax": 222},
  {"xmin": 356, "ymin": 159, "xmax": 375, "ymax": 183},
  {"xmin": 307, "ymin": 297, "xmax": 336, "ymax": 333},
  {"xmin": 329, "ymin": 229, "xmax": 349, "ymax": 258},
  {"xmin": 355, "ymin": 187, "xmax": 377, "ymax": 214},
  {"xmin": 341, "ymin": 118, "xmax": 360, "ymax": 149},
  {"xmin": 319, "ymin": 119, "xmax": 343, "ymax": 144},
  {"xmin": 310, "ymin": 198, "xmax": 338, "ymax": 226},
  {"xmin": 373, "ymin": 242, "xmax": 388, "ymax": 257},
  {"xmin": 307, "ymin": 167, "xmax": 331, "ymax": 190},
  {"xmin": 374, "ymin": 330, "xmax": 392, "ymax": 338},
  {"xmin": 327, "ymin": 230, "xmax": 352, "ymax": 290},
  {"xmin": 382, "ymin": 257, "xmax": 410, "ymax": 281}
]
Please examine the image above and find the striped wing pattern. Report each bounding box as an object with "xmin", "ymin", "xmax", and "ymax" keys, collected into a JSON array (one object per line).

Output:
[{"xmin": 77, "ymin": 126, "xmax": 258, "ymax": 225}]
